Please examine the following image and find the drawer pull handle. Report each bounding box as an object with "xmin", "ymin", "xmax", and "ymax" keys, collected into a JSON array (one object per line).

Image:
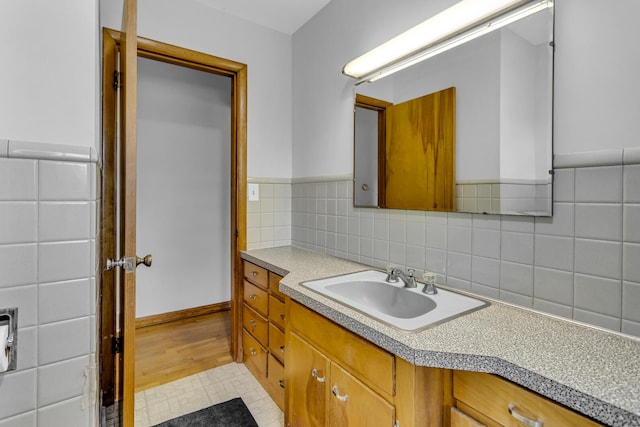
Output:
[
  {"xmin": 249, "ymin": 294, "xmax": 257, "ymax": 300},
  {"xmin": 508, "ymin": 404, "xmax": 543, "ymax": 427},
  {"xmin": 251, "ymin": 271, "xmax": 258, "ymax": 277},
  {"xmin": 278, "ymin": 380, "xmax": 285, "ymax": 389},
  {"xmin": 279, "ymin": 313, "xmax": 285, "ymax": 320},
  {"xmin": 249, "ymin": 320, "xmax": 257, "ymax": 328},
  {"xmin": 332, "ymin": 386, "xmax": 348, "ymax": 402},
  {"xmin": 311, "ymin": 368, "xmax": 326, "ymax": 383},
  {"xmin": 249, "ymin": 347, "xmax": 257, "ymax": 356},
  {"xmin": 279, "ymin": 345, "xmax": 285, "ymax": 353}
]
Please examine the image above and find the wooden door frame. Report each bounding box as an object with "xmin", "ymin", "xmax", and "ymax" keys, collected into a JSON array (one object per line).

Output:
[{"xmin": 99, "ymin": 28, "xmax": 247, "ymax": 406}]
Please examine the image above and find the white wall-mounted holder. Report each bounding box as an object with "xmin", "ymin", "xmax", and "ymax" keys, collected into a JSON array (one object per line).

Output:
[{"xmin": 0, "ymin": 307, "xmax": 17, "ymax": 373}]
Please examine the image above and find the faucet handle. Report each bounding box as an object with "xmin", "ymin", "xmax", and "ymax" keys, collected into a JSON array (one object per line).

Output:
[
  {"xmin": 385, "ymin": 264, "xmax": 399, "ymax": 282},
  {"xmin": 422, "ymin": 271, "xmax": 438, "ymax": 295},
  {"xmin": 423, "ymin": 271, "xmax": 436, "ymax": 283},
  {"xmin": 407, "ymin": 268, "xmax": 415, "ymax": 277}
]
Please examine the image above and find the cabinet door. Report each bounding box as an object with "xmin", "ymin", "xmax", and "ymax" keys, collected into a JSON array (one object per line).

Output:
[
  {"xmin": 329, "ymin": 363, "xmax": 395, "ymax": 427},
  {"xmin": 287, "ymin": 333, "xmax": 330, "ymax": 427},
  {"xmin": 451, "ymin": 407, "xmax": 486, "ymax": 427}
]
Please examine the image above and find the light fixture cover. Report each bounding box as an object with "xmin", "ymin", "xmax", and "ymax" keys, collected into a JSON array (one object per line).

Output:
[{"xmin": 343, "ymin": 0, "xmax": 543, "ymax": 80}]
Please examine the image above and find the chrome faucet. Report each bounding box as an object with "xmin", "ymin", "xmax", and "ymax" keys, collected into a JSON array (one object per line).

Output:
[{"xmin": 390, "ymin": 267, "xmax": 417, "ymax": 288}]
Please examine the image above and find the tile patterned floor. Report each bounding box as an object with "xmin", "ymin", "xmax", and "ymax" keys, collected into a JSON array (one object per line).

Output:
[{"xmin": 134, "ymin": 362, "xmax": 284, "ymax": 426}]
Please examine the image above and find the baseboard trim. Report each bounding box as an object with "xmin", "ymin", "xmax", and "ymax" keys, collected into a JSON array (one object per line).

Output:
[{"xmin": 135, "ymin": 301, "xmax": 231, "ymax": 329}]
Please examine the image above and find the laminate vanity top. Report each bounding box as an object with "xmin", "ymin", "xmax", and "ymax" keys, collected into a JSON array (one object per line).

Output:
[{"xmin": 241, "ymin": 246, "xmax": 640, "ymax": 427}]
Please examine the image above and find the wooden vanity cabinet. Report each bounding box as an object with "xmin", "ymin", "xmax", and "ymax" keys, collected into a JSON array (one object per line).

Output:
[
  {"xmin": 285, "ymin": 299, "xmax": 446, "ymax": 427},
  {"xmin": 451, "ymin": 371, "xmax": 603, "ymax": 427},
  {"xmin": 241, "ymin": 261, "xmax": 286, "ymax": 410}
]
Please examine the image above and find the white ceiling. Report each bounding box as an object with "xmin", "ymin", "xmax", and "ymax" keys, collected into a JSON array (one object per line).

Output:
[{"xmin": 194, "ymin": 0, "xmax": 333, "ymax": 35}]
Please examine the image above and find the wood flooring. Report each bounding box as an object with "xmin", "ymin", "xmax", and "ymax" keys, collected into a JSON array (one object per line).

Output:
[{"xmin": 134, "ymin": 310, "xmax": 233, "ymax": 392}]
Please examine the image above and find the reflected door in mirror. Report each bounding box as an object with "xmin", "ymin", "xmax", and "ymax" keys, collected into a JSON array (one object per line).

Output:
[{"xmin": 385, "ymin": 87, "xmax": 456, "ymax": 211}]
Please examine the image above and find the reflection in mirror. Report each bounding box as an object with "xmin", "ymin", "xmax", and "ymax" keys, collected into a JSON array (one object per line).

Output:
[
  {"xmin": 353, "ymin": 6, "xmax": 554, "ymax": 216},
  {"xmin": 354, "ymin": 95, "xmax": 391, "ymax": 207}
]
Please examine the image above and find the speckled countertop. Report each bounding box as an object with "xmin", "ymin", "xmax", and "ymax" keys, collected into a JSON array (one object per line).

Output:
[{"xmin": 241, "ymin": 246, "xmax": 640, "ymax": 427}]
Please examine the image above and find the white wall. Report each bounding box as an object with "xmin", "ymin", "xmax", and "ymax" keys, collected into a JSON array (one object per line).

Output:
[
  {"xmin": 136, "ymin": 57, "xmax": 231, "ymax": 317},
  {"xmin": 101, "ymin": 0, "xmax": 293, "ymax": 178},
  {"xmin": 0, "ymin": 1, "xmax": 99, "ymax": 425},
  {"xmin": 292, "ymin": 0, "xmax": 640, "ymax": 177},
  {"xmin": 554, "ymin": 0, "xmax": 640, "ymax": 154},
  {"xmin": 0, "ymin": 0, "xmax": 98, "ymax": 150}
]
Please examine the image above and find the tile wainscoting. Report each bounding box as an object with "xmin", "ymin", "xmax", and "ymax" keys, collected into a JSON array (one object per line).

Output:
[
  {"xmin": 0, "ymin": 140, "xmax": 98, "ymax": 426},
  {"xmin": 251, "ymin": 150, "xmax": 640, "ymax": 338},
  {"xmin": 246, "ymin": 178, "xmax": 293, "ymax": 250}
]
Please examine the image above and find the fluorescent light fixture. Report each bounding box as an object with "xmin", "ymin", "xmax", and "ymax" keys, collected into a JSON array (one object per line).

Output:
[{"xmin": 343, "ymin": 0, "xmax": 553, "ymax": 83}]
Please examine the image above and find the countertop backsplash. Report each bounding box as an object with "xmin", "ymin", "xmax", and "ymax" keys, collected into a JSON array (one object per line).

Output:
[{"xmin": 248, "ymin": 148, "xmax": 640, "ymax": 339}]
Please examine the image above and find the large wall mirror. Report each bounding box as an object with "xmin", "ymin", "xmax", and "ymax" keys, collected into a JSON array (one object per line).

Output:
[{"xmin": 353, "ymin": 4, "xmax": 554, "ymax": 216}]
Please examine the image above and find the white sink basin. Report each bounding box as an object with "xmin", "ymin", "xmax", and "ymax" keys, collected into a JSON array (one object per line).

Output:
[{"xmin": 302, "ymin": 270, "xmax": 488, "ymax": 331}]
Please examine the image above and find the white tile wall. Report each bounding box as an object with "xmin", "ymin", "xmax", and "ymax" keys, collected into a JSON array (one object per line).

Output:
[
  {"xmin": 290, "ymin": 163, "xmax": 640, "ymax": 338},
  {"xmin": 0, "ymin": 156, "xmax": 96, "ymax": 426},
  {"xmin": 246, "ymin": 181, "xmax": 292, "ymax": 250}
]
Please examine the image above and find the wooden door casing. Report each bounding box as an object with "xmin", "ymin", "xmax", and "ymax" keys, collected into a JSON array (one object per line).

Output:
[
  {"xmin": 99, "ymin": 24, "xmax": 247, "ymax": 427},
  {"xmin": 99, "ymin": 28, "xmax": 119, "ymax": 407}
]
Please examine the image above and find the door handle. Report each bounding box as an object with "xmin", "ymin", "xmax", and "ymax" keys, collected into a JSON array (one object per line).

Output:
[
  {"xmin": 106, "ymin": 254, "xmax": 153, "ymax": 272},
  {"xmin": 136, "ymin": 254, "xmax": 152, "ymax": 267}
]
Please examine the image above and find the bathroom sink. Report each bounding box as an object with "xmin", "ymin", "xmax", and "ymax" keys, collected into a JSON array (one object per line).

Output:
[{"xmin": 302, "ymin": 270, "xmax": 488, "ymax": 331}]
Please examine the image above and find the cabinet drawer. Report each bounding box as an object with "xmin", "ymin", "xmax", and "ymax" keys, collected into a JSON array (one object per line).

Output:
[
  {"xmin": 243, "ymin": 329, "xmax": 267, "ymax": 380},
  {"xmin": 243, "ymin": 280, "xmax": 268, "ymax": 316},
  {"xmin": 268, "ymin": 323, "xmax": 285, "ymax": 364},
  {"xmin": 243, "ymin": 304, "xmax": 268, "ymax": 347},
  {"xmin": 454, "ymin": 371, "xmax": 603, "ymax": 427},
  {"xmin": 267, "ymin": 354, "xmax": 285, "ymax": 410},
  {"xmin": 269, "ymin": 295, "xmax": 286, "ymax": 329},
  {"xmin": 269, "ymin": 272, "xmax": 285, "ymax": 300},
  {"xmin": 243, "ymin": 261, "xmax": 268, "ymax": 289},
  {"xmin": 289, "ymin": 300, "xmax": 394, "ymax": 400}
]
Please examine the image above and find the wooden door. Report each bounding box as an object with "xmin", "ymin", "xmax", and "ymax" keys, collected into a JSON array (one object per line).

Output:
[
  {"xmin": 328, "ymin": 363, "xmax": 395, "ymax": 427},
  {"xmin": 119, "ymin": 0, "xmax": 138, "ymax": 424},
  {"xmin": 99, "ymin": 1, "xmax": 137, "ymax": 425},
  {"xmin": 384, "ymin": 86, "xmax": 456, "ymax": 211},
  {"xmin": 287, "ymin": 333, "xmax": 330, "ymax": 427}
]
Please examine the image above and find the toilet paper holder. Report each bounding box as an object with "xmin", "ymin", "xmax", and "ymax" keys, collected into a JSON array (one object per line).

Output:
[{"xmin": 0, "ymin": 307, "xmax": 17, "ymax": 373}]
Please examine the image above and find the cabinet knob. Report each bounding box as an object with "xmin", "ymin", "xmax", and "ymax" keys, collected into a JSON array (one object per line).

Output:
[
  {"xmin": 278, "ymin": 379, "xmax": 285, "ymax": 389},
  {"xmin": 332, "ymin": 386, "xmax": 348, "ymax": 402},
  {"xmin": 311, "ymin": 368, "xmax": 326, "ymax": 383},
  {"xmin": 249, "ymin": 347, "xmax": 257, "ymax": 356},
  {"xmin": 279, "ymin": 313, "xmax": 285, "ymax": 321},
  {"xmin": 508, "ymin": 404, "xmax": 543, "ymax": 427},
  {"xmin": 249, "ymin": 320, "xmax": 257, "ymax": 328},
  {"xmin": 251, "ymin": 271, "xmax": 258, "ymax": 277},
  {"xmin": 249, "ymin": 294, "xmax": 257, "ymax": 300},
  {"xmin": 279, "ymin": 345, "xmax": 285, "ymax": 353}
]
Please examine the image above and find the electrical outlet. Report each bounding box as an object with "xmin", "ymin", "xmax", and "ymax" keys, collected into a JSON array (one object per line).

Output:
[{"xmin": 248, "ymin": 183, "xmax": 260, "ymax": 201}]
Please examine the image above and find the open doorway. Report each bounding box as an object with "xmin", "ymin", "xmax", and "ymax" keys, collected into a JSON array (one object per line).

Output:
[
  {"xmin": 99, "ymin": 29, "xmax": 246, "ymax": 418},
  {"xmin": 133, "ymin": 55, "xmax": 233, "ymax": 390}
]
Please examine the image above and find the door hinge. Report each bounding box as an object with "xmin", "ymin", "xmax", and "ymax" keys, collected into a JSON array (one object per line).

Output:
[
  {"xmin": 113, "ymin": 70, "xmax": 120, "ymax": 89},
  {"xmin": 112, "ymin": 336, "xmax": 122, "ymax": 354}
]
